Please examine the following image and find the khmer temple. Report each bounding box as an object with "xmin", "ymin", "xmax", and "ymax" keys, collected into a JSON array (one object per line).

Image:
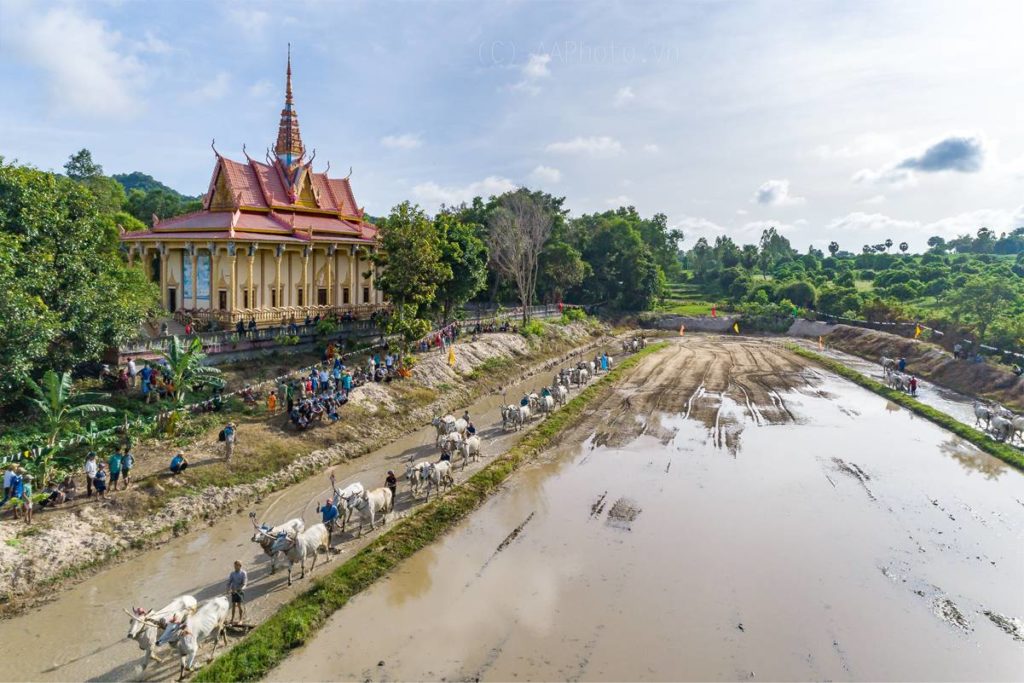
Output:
[{"xmin": 121, "ymin": 49, "xmax": 384, "ymax": 328}]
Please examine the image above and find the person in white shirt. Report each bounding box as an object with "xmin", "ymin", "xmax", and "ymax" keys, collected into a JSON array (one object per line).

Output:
[
  {"xmin": 127, "ymin": 357, "xmax": 138, "ymax": 387},
  {"xmin": 83, "ymin": 452, "xmax": 98, "ymax": 497},
  {"xmin": 2, "ymin": 464, "xmax": 16, "ymax": 508}
]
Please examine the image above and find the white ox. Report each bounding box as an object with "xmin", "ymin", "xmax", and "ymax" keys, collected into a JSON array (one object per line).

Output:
[
  {"xmin": 880, "ymin": 356, "xmax": 897, "ymax": 375},
  {"xmin": 405, "ymin": 460, "xmax": 432, "ymax": 497},
  {"xmin": 351, "ymin": 487, "xmax": 393, "ymax": 536},
  {"xmin": 973, "ymin": 402, "xmax": 993, "ymax": 429},
  {"xmin": 990, "ymin": 414, "xmax": 1014, "ymax": 442},
  {"xmin": 502, "ymin": 404, "xmax": 530, "ymax": 431},
  {"xmin": 249, "ymin": 515, "xmax": 305, "ymax": 574},
  {"xmin": 333, "ymin": 482, "xmax": 366, "ymax": 532},
  {"xmin": 432, "ymin": 415, "xmax": 468, "ymax": 446},
  {"xmin": 124, "ymin": 595, "xmax": 198, "ymax": 671},
  {"xmin": 458, "ymin": 434, "xmax": 483, "ymax": 468},
  {"xmin": 425, "ymin": 461, "xmax": 454, "ymax": 501},
  {"xmin": 269, "ymin": 523, "xmax": 330, "ymax": 586},
  {"xmin": 537, "ymin": 393, "xmax": 555, "ymax": 414},
  {"xmin": 440, "ymin": 432, "xmax": 463, "ymax": 456},
  {"xmin": 551, "ymin": 384, "xmax": 568, "ymax": 407},
  {"xmin": 157, "ymin": 596, "xmax": 230, "ymax": 680}
]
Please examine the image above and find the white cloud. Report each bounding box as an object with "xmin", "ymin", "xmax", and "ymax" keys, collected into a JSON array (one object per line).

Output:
[
  {"xmin": 852, "ymin": 166, "xmax": 915, "ymax": 188},
  {"xmin": 522, "ymin": 53, "xmax": 551, "ymax": 79},
  {"xmin": 381, "ymin": 133, "xmax": 423, "ymax": 150},
  {"xmin": 134, "ymin": 31, "xmax": 172, "ymax": 55},
  {"xmin": 753, "ymin": 179, "xmax": 805, "ymax": 206},
  {"xmin": 189, "ymin": 71, "xmax": 230, "ymax": 101},
  {"xmin": 2, "ymin": 5, "xmax": 145, "ymax": 118},
  {"xmin": 614, "ymin": 86, "xmax": 635, "ymax": 107},
  {"xmin": 861, "ymin": 194, "xmax": 887, "ymax": 205},
  {"xmin": 736, "ymin": 208, "xmax": 748, "ymax": 215},
  {"xmin": 529, "ymin": 165, "xmax": 561, "ymax": 184},
  {"xmin": 248, "ymin": 79, "xmax": 273, "ymax": 98},
  {"xmin": 412, "ymin": 176, "xmax": 517, "ymax": 207},
  {"xmin": 225, "ymin": 6, "xmax": 270, "ymax": 36},
  {"xmin": 825, "ymin": 206, "xmax": 1024, "ymax": 241},
  {"xmin": 643, "ymin": 143, "xmax": 660, "ymax": 153},
  {"xmin": 813, "ymin": 133, "xmax": 895, "ymax": 159},
  {"xmin": 606, "ymin": 195, "xmax": 632, "ymax": 207},
  {"xmin": 671, "ymin": 216, "xmax": 728, "ymax": 244},
  {"xmin": 546, "ymin": 136, "xmax": 624, "ymax": 157},
  {"xmin": 510, "ymin": 53, "xmax": 551, "ymax": 95}
]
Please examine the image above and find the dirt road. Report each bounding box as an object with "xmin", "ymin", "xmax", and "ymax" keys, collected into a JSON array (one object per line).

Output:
[
  {"xmin": 271, "ymin": 336, "xmax": 1024, "ymax": 681},
  {"xmin": 0, "ymin": 338, "xmax": 622, "ymax": 683}
]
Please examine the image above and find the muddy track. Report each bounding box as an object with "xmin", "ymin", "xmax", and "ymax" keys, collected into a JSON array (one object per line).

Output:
[{"xmin": 589, "ymin": 337, "xmax": 813, "ymax": 450}]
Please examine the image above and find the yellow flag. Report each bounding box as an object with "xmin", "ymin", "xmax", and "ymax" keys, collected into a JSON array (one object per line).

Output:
[
  {"xmin": 447, "ymin": 345, "xmax": 456, "ymax": 367},
  {"xmin": 679, "ymin": 324, "xmax": 685, "ymax": 336},
  {"xmin": 914, "ymin": 325, "xmax": 922, "ymax": 339},
  {"xmin": 733, "ymin": 322, "xmax": 740, "ymax": 334}
]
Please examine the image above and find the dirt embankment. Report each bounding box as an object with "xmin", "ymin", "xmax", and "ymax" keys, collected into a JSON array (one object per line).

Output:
[
  {"xmin": 585, "ymin": 337, "xmax": 814, "ymax": 454},
  {"xmin": 824, "ymin": 325, "xmax": 1024, "ymax": 411},
  {"xmin": 0, "ymin": 323, "xmax": 610, "ymax": 605}
]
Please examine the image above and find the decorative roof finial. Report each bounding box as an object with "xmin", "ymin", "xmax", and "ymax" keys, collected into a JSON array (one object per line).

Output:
[
  {"xmin": 286, "ymin": 43, "xmax": 293, "ymax": 108},
  {"xmin": 275, "ymin": 44, "xmax": 305, "ymax": 171}
]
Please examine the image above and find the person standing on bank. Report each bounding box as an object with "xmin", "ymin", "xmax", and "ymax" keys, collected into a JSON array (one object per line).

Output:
[
  {"xmin": 222, "ymin": 422, "xmax": 237, "ymax": 460},
  {"xmin": 227, "ymin": 560, "xmax": 248, "ymax": 625},
  {"xmin": 84, "ymin": 452, "xmax": 98, "ymax": 497}
]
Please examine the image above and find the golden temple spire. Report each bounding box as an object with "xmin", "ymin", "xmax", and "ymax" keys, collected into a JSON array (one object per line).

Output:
[{"xmin": 275, "ymin": 43, "xmax": 304, "ymax": 169}]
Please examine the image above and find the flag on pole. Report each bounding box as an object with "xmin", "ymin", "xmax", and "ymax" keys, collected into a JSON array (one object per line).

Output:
[
  {"xmin": 679, "ymin": 324, "xmax": 685, "ymax": 336},
  {"xmin": 447, "ymin": 345, "xmax": 456, "ymax": 367},
  {"xmin": 914, "ymin": 324, "xmax": 922, "ymax": 339},
  {"xmin": 733, "ymin": 322, "xmax": 740, "ymax": 334},
  {"xmin": 818, "ymin": 335, "xmax": 824, "ymax": 350}
]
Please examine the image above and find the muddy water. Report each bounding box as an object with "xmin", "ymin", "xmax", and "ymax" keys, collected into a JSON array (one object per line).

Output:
[
  {"xmin": 271, "ymin": 341, "xmax": 1024, "ymax": 682},
  {"xmin": 0, "ymin": 342, "xmax": 618, "ymax": 683}
]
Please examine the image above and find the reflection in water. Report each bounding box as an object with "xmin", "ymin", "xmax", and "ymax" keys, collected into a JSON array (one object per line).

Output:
[
  {"xmin": 940, "ymin": 437, "xmax": 1007, "ymax": 480},
  {"xmin": 384, "ymin": 544, "xmax": 437, "ymax": 608}
]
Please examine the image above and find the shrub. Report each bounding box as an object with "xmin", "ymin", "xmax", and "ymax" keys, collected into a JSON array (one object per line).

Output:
[
  {"xmin": 859, "ymin": 269, "xmax": 876, "ymax": 280},
  {"xmin": 774, "ymin": 280, "xmax": 817, "ymax": 308},
  {"xmin": 520, "ymin": 319, "xmax": 545, "ymax": 337},
  {"xmin": 560, "ymin": 307, "xmax": 587, "ymax": 323},
  {"xmin": 315, "ymin": 319, "xmax": 338, "ymax": 337}
]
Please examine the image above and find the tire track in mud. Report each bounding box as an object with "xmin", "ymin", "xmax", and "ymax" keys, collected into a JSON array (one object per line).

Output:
[{"xmin": 587, "ymin": 338, "xmax": 811, "ymax": 453}]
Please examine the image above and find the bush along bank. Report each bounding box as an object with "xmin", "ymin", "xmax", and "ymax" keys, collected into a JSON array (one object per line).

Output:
[
  {"xmin": 787, "ymin": 344, "xmax": 1024, "ymax": 472},
  {"xmin": 195, "ymin": 341, "xmax": 669, "ymax": 681}
]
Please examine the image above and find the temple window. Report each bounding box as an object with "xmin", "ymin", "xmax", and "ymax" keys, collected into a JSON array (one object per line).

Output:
[
  {"xmin": 317, "ymin": 288, "xmax": 328, "ymax": 305},
  {"xmin": 362, "ymin": 286, "xmax": 370, "ymax": 304},
  {"xmin": 342, "ymin": 287, "xmax": 350, "ymax": 305}
]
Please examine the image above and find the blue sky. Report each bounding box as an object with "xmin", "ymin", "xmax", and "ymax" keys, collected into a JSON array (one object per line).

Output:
[{"xmin": 1, "ymin": 0, "xmax": 1022, "ymax": 251}]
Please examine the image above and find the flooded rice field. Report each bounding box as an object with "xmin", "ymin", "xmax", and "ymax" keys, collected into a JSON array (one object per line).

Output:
[{"xmin": 270, "ymin": 339, "xmax": 1024, "ymax": 682}]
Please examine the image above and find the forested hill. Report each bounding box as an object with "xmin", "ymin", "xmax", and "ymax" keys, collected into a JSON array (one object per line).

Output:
[{"xmin": 112, "ymin": 172, "xmax": 197, "ymax": 201}]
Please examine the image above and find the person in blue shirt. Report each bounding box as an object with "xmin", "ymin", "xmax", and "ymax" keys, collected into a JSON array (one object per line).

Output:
[
  {"xmin": 170, "ymin": 453, "xmax": 189, "ymax": 475},
  {"xmin": 601, "ymin": 353, "xmax": 609, "ymax": 371},
  {"xmin": 898, "ymin": 357, "xmax": 907, "ymax": 372},
  {"xmin": 317, "ymin": 498, "xmax": 340, "ymax": 549}
]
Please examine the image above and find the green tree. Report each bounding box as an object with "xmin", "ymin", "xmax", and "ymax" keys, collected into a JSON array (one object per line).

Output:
[
  {"xmin": 433, "ymin": 212, "xmax": 488, "ymax": 323},
  {"xmin": 160, "ymin": 336, "xmax": 223, "ymax": 407},
  {"xmin": 539, "ymin": 241, "xmax": 590, "ymax": 303},
  {"xmin": 944, "ymin": 274, "xmax": 1022, "ymax": 344},
  {"xmin": 828, "ymin": 241, "xmax": 840, "ymax": 257},
  {"xmin": 377, "ymin": 201, "xmax": 450, "ymax": 325},
  {"xmin": 0, "ymin": 160, "xmax": 159, "ymax": 399},
  {"xmin": 64, "ymin": 149, "xmax": 103, "ymax": 180}
]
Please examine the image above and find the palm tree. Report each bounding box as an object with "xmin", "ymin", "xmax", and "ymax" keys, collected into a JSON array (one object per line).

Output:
[
  {"xmin": 899, "ymin": 241, "xmax": 909, "ymax": 254},
  {"xmin": 160, "ymin": 335, "xmax": 223, "ymax": 407},
  {"xmin": 828, "ymin": 241, "xmax": 840, "ymax": 257},
  {"xmin": 884, "ymin": 238, "xmax": 893, "ymax": 252},
  {"xmin": 26, "ymin": 370, "xmax": 115, "ymax": 448}
]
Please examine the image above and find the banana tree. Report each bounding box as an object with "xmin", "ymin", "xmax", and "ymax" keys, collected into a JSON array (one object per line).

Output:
[
  {"xmin": 25, "ymin": 370, "xmax": 115, "ymax": 448},
  {"xmin": 160, "ymin": 335, "xmax": 223, "ymax": 408},
  {"xmin": 24, "ymin": 370, "xmax": 115, "ymax": 484}
]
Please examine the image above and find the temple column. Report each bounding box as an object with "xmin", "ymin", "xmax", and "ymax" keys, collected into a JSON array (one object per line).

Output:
[
  {"xmin": 228, "ymin": 243, "xmax": 237, "ymax": 317},
  {"xmin": 326, "ymin": 245, "xmax": 335, "ymax": 306},
  {"xmin": 247, "ymin": 245, "xmax": 256, "ymax": 311},
  {"xmin": 302, "ymin": 246, "xmax": 311, "ymax": 309},
  {"xmin": 275, "ymin": 245, "xmax": 284, "ymax": 310},
  {"xmin": 158, "ymin": 243, "xmax": 169, "ymax": 310},
  {"xmin": 189, "ymin": 244, "xmax": 198, "ymax": 309},
  {"xmin": 349, "ymin": 249, "xmax": 357, "ymax": 306},
  {"xmin": 207, "ymin": 242, "xmax": 217, "ymax": 312}
]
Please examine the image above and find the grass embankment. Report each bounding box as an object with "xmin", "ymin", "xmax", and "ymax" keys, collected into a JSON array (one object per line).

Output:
[
  {"xmin": 195, "ymin": 341, "xmax": 668, "ymax": 681},
  {"xmin": 787, "ymin": 344, "xmax": 1024, "ymax": 472}
]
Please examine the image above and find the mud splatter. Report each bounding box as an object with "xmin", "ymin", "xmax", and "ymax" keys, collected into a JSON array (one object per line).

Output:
[
  {"xmin": 934, "ymin": 597, "xmax": 972, "ymax": 633},
  {"xmin": 472, "ymin": 512, "xmax": 535, "ymax": 581},
  {"xmin": 983, "ymin": 611, "xmax": 1024, "ymax": 642},
  {"xmin": 832, "ymin": 458, "xmax": 876, "ymax": 501},
  {"xmin": 590, "ymin": 492, "xmax": 608, "ymax": 518},
  {"xmin": 606, "ymin": 497, "xmax": 642, "ymax": 530}
]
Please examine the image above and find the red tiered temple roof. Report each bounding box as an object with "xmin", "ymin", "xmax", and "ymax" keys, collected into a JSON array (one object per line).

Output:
[{"xmin": 124, "ymin": 48, "xmax": 376, "ymax": 246}]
